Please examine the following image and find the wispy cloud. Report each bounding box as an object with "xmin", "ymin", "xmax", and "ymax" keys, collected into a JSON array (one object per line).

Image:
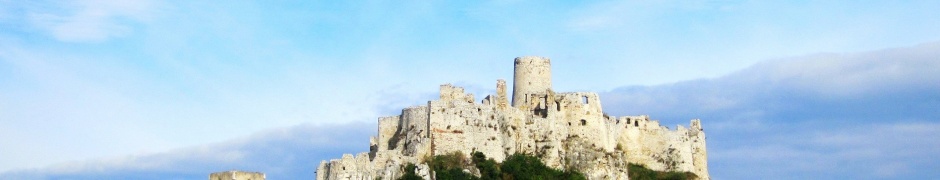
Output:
[
  {"xmin": 600, "ymin": 41, "xmax": 940, "ymax": 179},
  {"xmin": 0, "ymin": 122, "xmax": 374, "ymax": 179},
  {"xmin": 22, "ymin": 0, "xmax": 159, "ymax": 42}
]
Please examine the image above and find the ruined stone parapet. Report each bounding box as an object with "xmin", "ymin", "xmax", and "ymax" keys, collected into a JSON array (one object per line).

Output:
[
  {"xmin": 210, "ymin": 170, "xmax": 264, "ymax": 180},
  {"xmin": 608, "ymin": 116, "xmax": 709, "ymax": 179},
  {"xmin": 400, "ymin": 106, "xmax": 431, "ymax": 157},
  {"xmin": 689, "ymin": 119, "xmax": 709, "ymax": 180},
  {"xmin": 318, "ymin": 153, "xmax": 376, "ymax": 180},
  {"xmin": 496, "ymin": 79, "xmax": 510, "ymax": 109},
  {"xmin": 439, "ymin": 84, "xmax": 473, "ymax": 103},
  {"xmin": 376, "ymin": 116, "xmax": 400, "ymax": 152}
]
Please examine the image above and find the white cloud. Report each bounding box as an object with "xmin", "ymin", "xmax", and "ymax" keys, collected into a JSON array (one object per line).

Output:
[
  {"xmin": 709, "ymin": 122, "xmax": 940, "ymax": 179},
  {"xmin": 742, "ymin": 42, "xmax": 940, "ymax": 98},
  {"xmin": 0, "ymin": 122, "xmax": 374, "ymax": 179},
  {"xmin": 0, "ymin": 44, "xmax": 176, "ymax": 172},
  {"xmin": 564, "ymin": 1, "xmax": 665, "ymax": 32},
  {"xmin": 603, "ymin": 41, "xmax": 940, "ymax": 122},
  {"xmin": 600, "ymin": 41, "xmax": 940, "ymax": 179}
]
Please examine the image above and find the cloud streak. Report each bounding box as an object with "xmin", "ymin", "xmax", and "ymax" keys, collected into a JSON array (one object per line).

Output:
[
  {"xmin": 600, "ymin": 41, "xmax": 940, "ymax": 179},
  {"xmin": 0, "ymin": 122, "xmax": 374, "ymax": 179},
  {"xmin": 24, "ymin": 0, "xmax": 158, "ymax": 42}
]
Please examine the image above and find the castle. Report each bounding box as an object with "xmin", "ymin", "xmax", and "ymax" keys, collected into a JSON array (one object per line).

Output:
[{"xmin": 317, "ymin": 56, "xmax": 709, "ymax": 180}]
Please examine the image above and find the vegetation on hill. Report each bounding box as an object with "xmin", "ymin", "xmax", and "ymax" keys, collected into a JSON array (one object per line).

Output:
[
  {"xmin": 398, "ymin": 163, "xmax": 423, "ymax": 180},
  {"xmin": 399, "ymin": 152, "xmax": 696, "ymax": 180},
  {"xmin": 627, "ymin": 163, "xmax": 697, "ymax": 180},
  {"xmin": 399, "ymin": 152, "xmax": 585, "ymax": 180},
  {"xmin": 499, "ymin": 153, "xmax": 586, "ymax": 180}
]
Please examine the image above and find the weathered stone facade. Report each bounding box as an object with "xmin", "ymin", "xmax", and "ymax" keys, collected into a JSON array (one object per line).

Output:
[
  {"xmin": 317, "ymin": 56, "xmax": 709, "ymax": 180},
  {"xmin": 209, "ymin": 170, "xmax": 265, "ymax": 180}
]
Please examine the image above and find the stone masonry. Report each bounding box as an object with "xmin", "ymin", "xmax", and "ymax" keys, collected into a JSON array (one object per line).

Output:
[
  {"xmin": 209, "ymin": 170, "xmax": 265, "ymax": 180},
  {"xmin": 316, "ymin": 56, "xmax": 709, "ymax": 180}
]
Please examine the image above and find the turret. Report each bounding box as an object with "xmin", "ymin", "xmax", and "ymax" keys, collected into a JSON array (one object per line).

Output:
[{"xmin": 511, "ymin": 56, "xmax": 552, "ymax": 107}]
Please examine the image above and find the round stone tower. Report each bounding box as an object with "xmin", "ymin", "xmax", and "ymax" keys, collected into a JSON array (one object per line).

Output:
[{"xmin": 511, "ymin": 56, "xmax": 552, "ymax": 107}]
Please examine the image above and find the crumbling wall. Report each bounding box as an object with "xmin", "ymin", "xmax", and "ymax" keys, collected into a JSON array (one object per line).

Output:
[
  {"xmin": 209, "ymin": 170, "xmax": 265, "ymax": 180},
  {"xmin": 316, "ymin": 57, "xmax": 710, "ymax": 180},
  {"xmin": 376, "ymin": 116, "xmax": 400, "ymax": 151},
  {"xmin": 689, "ymin": 119, "xmax": 709, "ymax": 180},
  {"xmin": 612, "ymin": 115, "xmax": 709, "ymax": 179},
  {"xmin": 400, "ymin": 106, "xmax": 431, "ymax": 158},
  {"xmin": 555, "ymin": 92, "xmax": 608, "ymax": 150},
  {"xmin": 429, "ymin": 84, "xmax": 506, "ymax": 162},
  {"xmin": 319, "ymin": 153, "xmax": 374, "ymax": 180}
]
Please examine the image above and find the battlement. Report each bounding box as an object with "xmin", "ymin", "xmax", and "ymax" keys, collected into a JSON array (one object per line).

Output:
[{"xmin": 439, "ymin": 84, "xmax": 473, "ymax": 103}]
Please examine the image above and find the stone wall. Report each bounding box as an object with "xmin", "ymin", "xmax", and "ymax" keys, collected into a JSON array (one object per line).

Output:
[
  {"xmin": 376, "ymin": 116, "xmax": 399, "ymax": 151},
  {"xmin": 209, "ymin": 170, "xmax": 265, "ymax": 180},
  {"xmin": 316, "ymin": 56, "xmax": 710, "ymax": 180},
  {"xmin": 512, "ymin": 56, "xmax": 552, "ymax": 107},
  {"xmin": 609, "ymin": 116, "xmax": 710, "ymax": 179},
  {"xmin": 400, "ymin": 106, "xmax": 431, "ymax": 158},
  {"xmin": 428, "ymin": 85, "xmax": 507, "ymax": 162}
]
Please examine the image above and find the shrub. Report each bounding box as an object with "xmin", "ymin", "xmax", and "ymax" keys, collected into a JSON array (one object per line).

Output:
[
  {"xmin": 472, "ymin": 152, "xmax": 501, "ymax": 180},
  {"xmin": 627, "ymin": 163, "xmax": 697, "ymax": 180},
  {"xmin": 398, "ymin": 163, "xmax": 422, "ymax": 180},
  {"xmin": 429, "ymin": 151, "xmax": 477, "ymax": 180},
  {"xmin": 501, "ymin": 153, "xmax": 586, "ymax": 180},
  {"xmin": 401, "ymin": 152, "xmax": 588, "ymax": 180}
]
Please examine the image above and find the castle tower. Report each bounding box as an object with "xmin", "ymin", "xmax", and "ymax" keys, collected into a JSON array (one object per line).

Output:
[{"xmin": 511, "ymin": 56, "xmax": 552, "ymax": 107}]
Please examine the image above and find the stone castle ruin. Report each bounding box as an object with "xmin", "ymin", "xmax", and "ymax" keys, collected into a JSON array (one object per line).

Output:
[
  {"xmin": 317, "ymin": 56, "xmax": 709, "ymax": 180},
  {"xmin": 209, "ymin": 170, "xmax": 265, "ymax": 180}
]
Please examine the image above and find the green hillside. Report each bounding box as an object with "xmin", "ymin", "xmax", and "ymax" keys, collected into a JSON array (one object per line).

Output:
[{"xmin": 398, "ymin": 152, "xmax": 696, "ymax": 180}]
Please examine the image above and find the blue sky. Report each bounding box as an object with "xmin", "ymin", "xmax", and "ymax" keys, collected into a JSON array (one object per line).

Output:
[{"xmin": 1, "ymin": 0, "xmax": 939, "ymax": 179}]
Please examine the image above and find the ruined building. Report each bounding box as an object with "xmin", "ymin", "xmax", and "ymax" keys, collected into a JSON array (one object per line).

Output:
[
  {"xmin": 317, "ymin": 56, "xmax": 709, "ymax": 180},
  {"xmin": 209, "ymin": 170, "xmax": 265, "ymax": 180}
]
